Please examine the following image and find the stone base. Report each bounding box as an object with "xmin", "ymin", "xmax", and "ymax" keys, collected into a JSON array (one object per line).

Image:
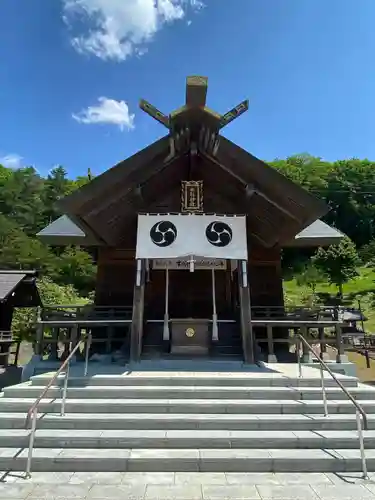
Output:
[
  {"xmin": 305, "ymin": 361, "xmax": 357, "ymax": 378},
  {"xmin": 267, "ymin": 354, "xmax": 278, "ymax": 363}
]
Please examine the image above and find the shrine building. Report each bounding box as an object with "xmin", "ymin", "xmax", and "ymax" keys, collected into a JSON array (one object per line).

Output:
[{"xmin": 37, "ymin": 76, "xmax": 344, "ymax": 365}]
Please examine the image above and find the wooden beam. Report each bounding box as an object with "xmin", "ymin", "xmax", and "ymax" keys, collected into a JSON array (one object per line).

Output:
[
  {"xmin": 202, "ymin": 152, "xmax": 301, "ymax": 222},
  {"xmin": 59, "ymin": 137, "xmax": 169, "ymax": 215},
  {"xmin": 219, "ymin": 99, "xmax": 249, "ymax": 129},
  {"xmin": 218, "ymin": 137, "xmax": 328, "ymax": 224},
  {"xmin": 186, "ymin": 76, "xmax": 208, "ymax": 107},
  {"xmin": 130, "ymin": 260, "xmax": 145, "ymax": 362},
  {"xmin": 238, "ymin": 261, "xmax": 255, "ymax": 364},
  {"xmin": 200, "ymin": 151, "xmax": 247, "ymax": 187},
  {"xmin": 251, "ymin": 320, "xmax": 343, "ymax": 327},
  {"xmin": 86, "ymin": 156, "xmax": 189, "ymax": 245},
  {"xmin": 139, "ymin": 99, "xmax": 170, "ymax": 128},
  {"xmin": 255, "ymin": 190, "xmax": 300, "ymax": 222},
  {"xmin": 86, "ymin": 149, "xmax": 184, "ymax": 220}
]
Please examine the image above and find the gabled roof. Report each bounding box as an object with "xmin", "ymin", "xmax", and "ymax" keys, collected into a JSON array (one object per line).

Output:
[
  {"xmin": 0, "ymin": 272, "xmax": 26, "ymax": 301},
  {"xmin": 0, "ymin": 270, "xmax": 41, "ymax": 306},
  {"xmin": 38, "ymin": 214, "xmax": 85, "ymax": 237},
  {"xmin": 38, "ymin": 214, "xmax": 343, "ymax": 249},
  {"xmin": 36, "ymin": 215, "xmax": 103, "ymax": 246},
  {"xmin": 55, "ymin": 76, "xmax": 329, "ymax": 248},
  {"xmin": 56, "ymin": 142, "xmax": 328, "ymax": 247},
  {"xmin": 287, "ymin": 219, "xmax": 345, "ymax": 247}
]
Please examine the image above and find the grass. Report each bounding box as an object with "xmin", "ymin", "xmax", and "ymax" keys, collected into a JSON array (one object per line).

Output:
[
  {"xmin": 283, "ymin": 266, "xmax": 375, "ymax": 333},
  {"xmin": 345, "ymin": 350, "xmax": 375, "ymax": 384}
]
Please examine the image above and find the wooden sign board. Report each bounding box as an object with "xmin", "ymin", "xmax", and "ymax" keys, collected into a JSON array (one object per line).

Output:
[
  {"xmin": 152, "ymin": 258, "xmax": 227, "ymax": 270},
  {"xmin": 181, "ymin": 180, "xmax": 203, "ymax": 213}
]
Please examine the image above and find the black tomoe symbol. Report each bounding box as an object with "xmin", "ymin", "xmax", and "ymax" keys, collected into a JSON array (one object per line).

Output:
[
  {"xmin": 205, "ymin": 221, "xmax": 232, "ymax": 247},
  {"xmin": 150, "ymin": 221, "xmax": 177, "ymax": 247}
]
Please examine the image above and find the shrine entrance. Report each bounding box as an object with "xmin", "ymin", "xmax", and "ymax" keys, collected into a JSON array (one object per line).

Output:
[
  {"xmin": 142, "ymin": 267, "xmax": 242, "ymax": 359},
  {"xmin": 146, "ymin": 258, "xmax": 232, "ymax": 319},
  {"xmin": 133, "ymin": 214, "xmax": 251, "ymax": 360}
]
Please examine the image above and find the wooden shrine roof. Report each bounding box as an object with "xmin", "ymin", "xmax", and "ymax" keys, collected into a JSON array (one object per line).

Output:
[
  {"xmin": 0, "ymin": 270, "xmax": 41, "ymax": 307},
  {"xmin": 58, "ymin": 139, "xmax": 327, "ymax": 248},
  {"xmin": 39, "ymin": 215, "xmax": 343, "ymax": 248},
  {"xmin": 56, "ymin": 76, "xmax": 329, "ymax": 248}
]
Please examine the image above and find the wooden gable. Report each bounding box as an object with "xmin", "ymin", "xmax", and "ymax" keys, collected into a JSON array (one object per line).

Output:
[
  {"xmin": 58, "ymin": 75, "xmax": 328, "ymax": 248},
  {"xmin": 59, "ymin": 143, "xmax": 327, "ymax": 248}
]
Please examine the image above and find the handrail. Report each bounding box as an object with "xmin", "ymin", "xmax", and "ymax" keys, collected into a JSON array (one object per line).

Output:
[
  {"xmin": 25, "ymin": 332, "xmax": 92, "ymax": 478},
  {"xmin": 296, "ymin": 334, "xmax": 368, "ymax": 478}
]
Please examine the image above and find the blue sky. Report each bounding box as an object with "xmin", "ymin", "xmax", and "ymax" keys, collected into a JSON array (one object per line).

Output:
[{"xmin": 1, "ymin": 0, "xmax": 375, "ymax": 178}]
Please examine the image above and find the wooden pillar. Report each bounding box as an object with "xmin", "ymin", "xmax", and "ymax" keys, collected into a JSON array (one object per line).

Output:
[
  {"xmin": 335, "ymin": 324, "xmax": 345, "ymax": 363},
  {"xmin": 267, "ymin": 324, "xmax": 277, "ymax": 363},
  {"xmin": 35, "ymin": 323, "xmax": 44, "ymax": 357},
  {"xmin": 318, "ymin": 327, "xmax": 328, "ymax": 360},
  {"xmin": 300, "ymin": 326, "xmax": 312, "ymax": 363},
  {"xmin": 106, "ymin": 326, "xmax": 114, "ymax": 354},
  {"xmin": 51, "ymin": 328, "xmax": 59, "ymax": 360},
  {"xmin": 225, "ymin": 260, "xmax": 232, "ymax": 312},
  {"xmin": 238, "ymin": 260, "xmax": 254, "ymax": 364},
  {"xmin": 130, "ymin": 259, "xmax": 145, "ymax": 362},
  {"xmin": 14, "ymin": 342, "xmax": 21, "ymax": 366},
  {"xmin": 70, "ymin": 325, "xmax": 78, "ymax": 346},
  {"xmin": 70, "ymin": 325, "xmax": 78, "ymax": 363}
]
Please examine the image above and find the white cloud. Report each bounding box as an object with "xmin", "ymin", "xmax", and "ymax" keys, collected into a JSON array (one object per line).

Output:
[
  {"xmin": 0, "ymin": 153, "xmax": 23, "ymax": 169},
  {"xmin": 63, "ymin": 0, "xmax": 204, "ymax": 61},
  {"xmin": 72, "ymin": 96, "xmax": 135, "ymax": 131}
]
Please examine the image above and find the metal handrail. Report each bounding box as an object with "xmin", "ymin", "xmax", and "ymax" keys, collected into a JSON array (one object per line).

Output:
[
  {"xmin": 296, "ymin": 334, "xmax": 368, "ymax": 478},
  {"xmin": 24, "ymin": 332, "xmax": 92, "ymax": 478}
]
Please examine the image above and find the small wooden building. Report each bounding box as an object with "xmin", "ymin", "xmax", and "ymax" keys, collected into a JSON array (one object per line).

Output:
[
  {"xmin": 0, "ymin": 270, "xmax": 40, "ymax": 365},
  {"xmin": 38, "ymin": 76, "xmax": 344, "ymax": 364}
]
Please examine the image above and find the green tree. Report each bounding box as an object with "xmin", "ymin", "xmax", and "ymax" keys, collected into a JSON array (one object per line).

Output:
[
  {"xmin": 0, "ymin": 214, "xmax": 57, "ymax": 274},
  {"xmin": 52, "ymin": 246, "xmax": 97, "ymax": 296},
  {"xmin": 358, "ymin": 239, "xmax": 375, "ymax": 266},
  {"xmin": 312, "ymin": 237, "xmax": 359, "ymax": 297},
  {"xmin": 12, "ymin": 277, "xmax": 91, "ymax": 341},
  {"xmin": 296, "ymin": 264, "xmax": 326, "ymax": 296},
  {"xmin": 0, "ymin": 167, "xmax": 46, "ymax": 234},
  {"xmin": 42, "ymin": 166, "xmax": 72, "ymax": 224}
]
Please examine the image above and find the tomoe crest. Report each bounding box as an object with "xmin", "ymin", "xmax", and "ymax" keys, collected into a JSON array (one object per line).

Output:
[
  {"xmin": 150, "ymin": 221, "xmax": 177, "ymax": 247},
  {"xmin": 205, "ymin": 221, "xmax": 233, "ymax": 247}
]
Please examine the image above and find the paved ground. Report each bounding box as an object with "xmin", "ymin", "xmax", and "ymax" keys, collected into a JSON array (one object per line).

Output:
[{"xmin": 1, "ymin": 472, "xmax": 375, "ymax": 499}]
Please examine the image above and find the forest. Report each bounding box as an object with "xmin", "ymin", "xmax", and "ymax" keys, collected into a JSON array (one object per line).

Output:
[{"xmin": 1, "ymin": 154, "xmax": 375, "ymax": 336}]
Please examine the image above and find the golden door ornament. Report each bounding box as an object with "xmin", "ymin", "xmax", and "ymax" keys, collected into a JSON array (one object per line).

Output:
[
  {"xmin": 185, "ymin": 327, "xmax": 195, "ymax": 338},
  {"xmin": 181, "ymin": 180, "xmax": 203, "ymax": 213}
]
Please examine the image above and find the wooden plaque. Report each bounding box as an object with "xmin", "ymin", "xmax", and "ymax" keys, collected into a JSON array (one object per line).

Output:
[{"xmin": 181, "ymin": 180, "xmax": 203, "ymax": 213}]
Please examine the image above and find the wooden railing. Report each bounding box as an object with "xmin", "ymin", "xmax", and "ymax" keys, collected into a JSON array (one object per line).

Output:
[
  {"xmin": 41, "ymin": 305, "xmax": 133, "ymax": 322},
  {"xmin": 250, "ymin": 305, "xmax": 340, "ymax": 320},
  {"xmin": 0, "ymin": 331, "xmax": 12, "ymax": 343},
  {"xmin": 33, "ymin": 304, "xmax": 347, "ymax": 363},
  {"xmin": 0, "ymin": 331, "xmax": 14, "ymax": 367},
  {"xmin": 34, "ymin": 306, "xmax": 133, "ymax": 362}
]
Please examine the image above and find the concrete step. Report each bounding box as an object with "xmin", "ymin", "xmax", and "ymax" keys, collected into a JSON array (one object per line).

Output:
[
  {"xmin": 6, "ymin": 384, "xmax": 373, "ymax": 400},
  {"xmin": 1, "ymin": 397, "xmax": 374, "ymax": 414},
  {"xmin": 0, "ymin": 412, "xmax": 373, "ymax": 431},
  {"xmin": 1, "ymin": 447, "xmax": 374, "ymax": 473},
  {"xmin": 1, "ymin": 429, "xmax": 375, "ymax": 449},
  {"xmin": 30, "ymin": 373, "xmax": 359, "ymax": 388}
]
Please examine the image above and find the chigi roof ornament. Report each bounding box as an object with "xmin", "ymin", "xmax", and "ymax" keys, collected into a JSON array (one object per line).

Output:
[{"xmin": 139, "ymin": 76, "xmax": 249, "ymax": 161}]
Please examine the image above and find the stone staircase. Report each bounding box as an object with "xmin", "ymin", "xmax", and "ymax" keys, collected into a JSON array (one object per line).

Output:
[{"xmin": 1, "ymin": 366, "xmax": 375, "ymax": 473}]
